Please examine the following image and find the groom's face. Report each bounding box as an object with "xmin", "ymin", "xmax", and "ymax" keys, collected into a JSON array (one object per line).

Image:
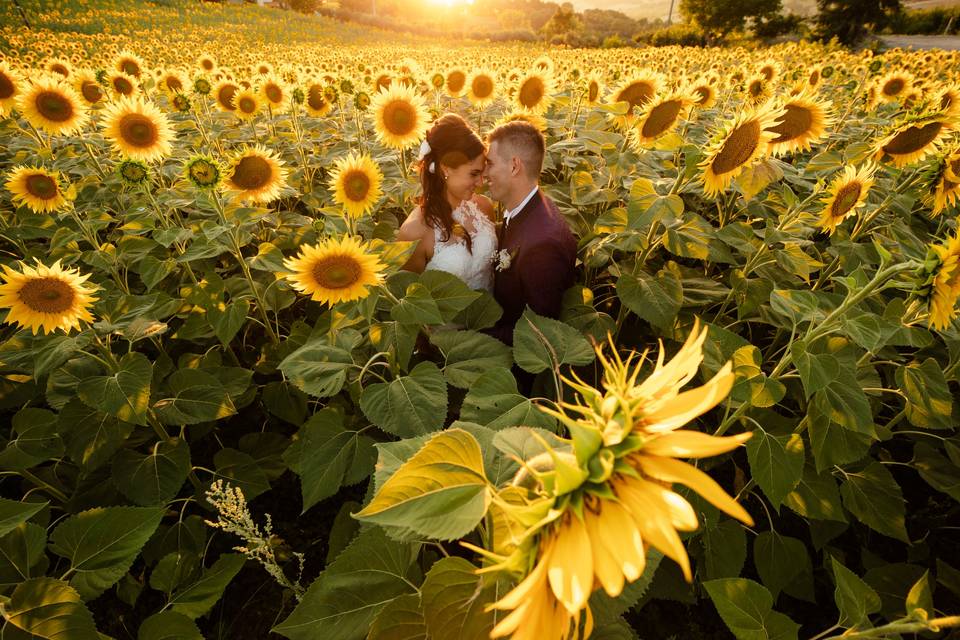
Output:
[{"xmin": 484, "ymin": 140, "xmax": 513, "ymax": 203}]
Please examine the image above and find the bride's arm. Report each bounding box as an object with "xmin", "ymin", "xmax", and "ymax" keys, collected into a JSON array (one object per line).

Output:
[{"xmin": 397, "ymin": 207, "xmax": 431, "ymax": 273}]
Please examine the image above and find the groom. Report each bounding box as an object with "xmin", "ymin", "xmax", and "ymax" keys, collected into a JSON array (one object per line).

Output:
[{"xmin": 483, "ymin": 121, "xmax": 577, "ymax": 346}]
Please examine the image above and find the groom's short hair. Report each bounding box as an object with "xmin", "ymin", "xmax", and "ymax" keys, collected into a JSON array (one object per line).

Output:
[{"xmin": 487, "ymin": 121, "xmax": 545, "ymax": 178}]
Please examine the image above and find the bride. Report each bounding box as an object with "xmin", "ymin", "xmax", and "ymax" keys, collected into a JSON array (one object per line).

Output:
[{"xmin": 397, "ymin": 114, "xmax": 497, "ymax": 291}]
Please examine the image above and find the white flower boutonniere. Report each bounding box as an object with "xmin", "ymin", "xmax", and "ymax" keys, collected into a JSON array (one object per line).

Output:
[{"xmin": 495, "ymin": 249, "xmax": 514, "ymax": 272}]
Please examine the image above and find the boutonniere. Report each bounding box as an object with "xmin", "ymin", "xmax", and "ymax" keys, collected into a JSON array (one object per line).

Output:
[{"xmin": 494, "ymin": 248, "xmax": 516, "ymax": 272}]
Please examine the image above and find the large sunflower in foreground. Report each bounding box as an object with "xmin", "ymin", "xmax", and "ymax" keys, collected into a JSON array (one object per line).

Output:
[
  {"xmin": 817, "ymin": 163, "xmax": 877, "ymax": 235},
  {"xmin": 514, "ymin": 71, "xmax": 555, "ymax": 116},
  {"xmin": 221, "ymin": 145, "xmax": 289, "ymax": 204},
  {"xmin": 766, "ymin": 91, "xmax": 834, "ymax": 156},
  {"xmin": 465, "ymin": 321, "xmax": 751, "ymax": 640},
  {"xmin": 100, "ymin": 95, "xmax": 174, "ymax": 163},
  {"xmin": 607, "ymin": 72, "xmax": 662, "ymax": 130},
  {"xmin": 0, "ymin": 62, "xmax": 23, "ymax": 117},
  {"xmin": 16, "ymin": 75, "xmax": 89, "ymax": 136},
  {"xmin": 283, "ymin": 235, "xmax": 385, "ymax": 305},
  {"xmin": 632, "ymin": 92, "xmax": 694, "ymax": 145},
  {"xmin": 330, "ymin": 152, "xmax": 383, "ymax": 218},
  {"xmin": 874, "ymin": 113, "xmax": 954, "ymax": 168},
  {"xmin": 5, "ymin": 166, "xmax": 71, "ymax": 214},
  {"xmin": 0, "ymin": 260, "xmax": 97, "ymax": 335},
  {"xmin": 919, "ymin": 232, "xmax": 960, "ymax": 330},
  {"xmin": 370, "ymin": 83, "xmax": 430, "ymax": 150},
  {"xmin": 700, "ymin": 102, "xmax": 784, "ymax": 197}
]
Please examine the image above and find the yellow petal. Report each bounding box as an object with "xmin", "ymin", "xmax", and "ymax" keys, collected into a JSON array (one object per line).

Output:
[
  {"xmin": 486, "ymin": 542, "xmax": 551, "ymax": 611},
  {"xmin": 584, "ymin": 507, "xmax": 625, "ymax": 597},
  {"xmin": 642, "ymin": 363, "xmax": 734, "ymax": 433},
  {"xmin": 638, "ymin": 455, "xmax": 754, "ymax": 526},
  {"xmin": 643, "ymin": 429, "xmax": 751, "ymax": 458},
  {"xmin": 594, "ymin": 500, "xmax": 646, "ymax": 582},
  {"xmin": 616, "ymin": 478, "xmax": 692, "ymax": 581},
  {"xmin": 547, "ymin": 514, "xmax": 594, "ymax": 615}
]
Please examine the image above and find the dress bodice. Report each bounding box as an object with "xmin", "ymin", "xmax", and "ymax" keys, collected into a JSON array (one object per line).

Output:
[{"xmin": 424, "ymin": 199, "xmax": 497, "ymax": 292}]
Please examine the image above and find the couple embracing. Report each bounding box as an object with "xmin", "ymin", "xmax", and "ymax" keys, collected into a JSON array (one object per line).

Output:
[{"xmin": 398, "ymin": 114, "xmax": 577, "ymax": 346}]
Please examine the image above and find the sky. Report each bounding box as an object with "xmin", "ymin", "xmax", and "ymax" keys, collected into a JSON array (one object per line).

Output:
[{"xmin": 569, "ymin": 0, "xmax": 676, "ymax": 20}]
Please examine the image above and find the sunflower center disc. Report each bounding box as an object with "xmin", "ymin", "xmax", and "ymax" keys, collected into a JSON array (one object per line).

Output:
[
  {"xmin": 120, "ymin": 114, "xmax": 157, "ymax": 147},
  {"xmin": 519, "ymin": 79, "xmax": 544, "ymax": 108},
  {"xmin": 121, "ymin": 61, "xmax": 139, "ymax": 76},
  {"xmin": 448, "ymin": 71, "xmax": 465, "ymax": 93},
  {"xmin": 81, "ymin": 81, "xmax": 102, "ymax": 103},
  {"xmin": 313, "ymin": 257, "xmax": 361, "ymax": 289},
  {"xmin": 19, "ymin": 278, "xmax": 75, "ymax": 313},
  {"xmin": 770, "ymin": 104, "xmax": 813, "ymax": 143},
  {"xmin": 589, "ymin": 81, "xmax": 599, "ymax": 103},
  {"xmin": 25, "ymin": 173, "xmax": 57, "ymax": 200},
  {"xmin": 231, "ymin": 156, "xmax": 271, "ymax": 190},
  {"xmin": 219, "ymin": 85, "xmax": 238, "ymax": 110},
  {"xmin": 695, "ymin": 86, "xmax": 711, "ymax": 105},
  {"xmin": 35, "ymin": 91, "xmax": 73, "ymax": 122},
  {"xmin": 473, "ymin": 77, "xmax": 493, "ymax": 99},
  {"xmin": 51, "ymin": 64, "xmax": 68, "ymax": 77},
  {"xmin": 190, "ymin": 161, "xmax": 218, "ymax": 186},
  {"xmin": 883, "ymin": 122, "xmax": 942, "ymax": 155},
  {"xmin": 642, "ymin": 100, "xmax": 682, "ymax": 139},
  {"xmin": 114, "ymin": 77, "xmax": 133, "ymax": 94},
  {"xmin": 0, "ymin": 72, "xmax": 15, "ymax": 99},
  {"xmin": 711, "ymin": 119, "xmax": 761, "ymax": 176},
  {"xmin": 831, "ymin": 182, "xmax": 862, "ymax": 218},
  {"xmin": 266, "ymin": 85, "xmax": 282, "ymax": 103},
  {"xmin": 239, "ymin": 97, "xmax": 256, "ymax": 113},
  {"xmin": 883, "ymin": 78, "xmax": 905, "ymax": 96},
  {"xmin": 384, "ymin": 101, "xmax": 414, "ymax": 135},
  {"xmin": 307, "ymin": 86, "xmax": 326, "ymax": 111},
  {"xmin": 618, "ymin": 81, "xmax": 654, "ymax": 111},
  {"xmin": 166, "ymin": 77, "xmax": 182, "ymax": 92},
  {"xmin": 344, "ymin": 171, "xmax": 370, "ymax": 202}
]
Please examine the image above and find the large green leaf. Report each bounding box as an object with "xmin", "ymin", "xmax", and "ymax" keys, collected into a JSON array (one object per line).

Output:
[
  {"xmin": 360, "ymin": 361, "xmax": 448, "ymax": 437},
  {"xmin": 367, "ymin": 593, "xmax": 426, "ymax": 640},
  {"xmin": 0, "ymin": 498, "xmax": 46, "ymax": 539},
  {"xmin": 48, "ymin": 506, "xmax": 164, "ymax": 600},
  {"xmin": 212, "ymin": 448, "xmax": 271, "ymax": 501},
  {"xmin": 460, "ymin": 367, "xmax": 557, "ymax": 430},
  {"xmin": 58, "ymin": 398, "xmax": 135, "ymax": 472},
  {"xmin": 0, "ymin": 522, "xmax": 48, "ymax": 590},
  {"xmin": 807, "ymin": 403, "xmax": 872, "ymax": 473},
  {"xmin": 278, "ymin": 339, "xmax": 353, "ymax": 398},
  {"xmin": 783, "ymin": 464, "xmax": 846, "ymax": 522},
  {"xmin": 282, "ymin": 409, "xmax": 375, "ymax": 513},
  {"xmin": 272, "ymin": 528, "xmax": 420, "ymax": 640},
  {"xmin": 790, "ymin": 340, "xmax": 838, "ymax": 399},
  {"xmin": 137, "ymin": 611, "xmax": 203, "ymax": 640},
  {"xmin": 419, "ymin": 270, "xmax": 482, "ymax": 322},
  {"xmin": 153, "ymin": 369, "xmax": 236, "ymax": 425},
  {"xmin": 0, "ymin": 408, "xmax": 63, "ymax": 470},
  {"xmin": 353, "ymin": 429, "xmax": 490, "ymax": 541},
  {"xmin": 1, "ymin": 577, "xmax": 100, "ymax": 639},
  {"xmin": 913, "ymin": 442, "xmax": 960, "ymax": 501},
  {"xmin": 830, "ymin": 557, "xmax": 881, "ymax": 628},
  {"xmin": 895, "ymin": 358, "xmax": 954, "ymax": 430},
  {"xmin": 839, "ymin": 462, "xmax": 909, "ymax": 542},
  {"xmin": 77, "ymin": 352, "xmax": 152, "ymax": 426},
  {"xmin": 704, "ymin": 578, "xmax": 800, "ymax": 640},
  {"xmin": 430, "ymin": 330, "xmax": 513, "ymax": 389},
  {"xmin": 811, "ymin": 363, "xmax": 874, "ymax": 436},
  {"xmin": 746, "ymin": 430, "xmax": 804, "ymax": 510},
  {"xmin": 512, "ymin": 308, "xmax": 595, "ymax": 374},
  {"xmin": 111, "ymin": 438, "xmax": 191, "ymax": 506},
  {"xmin": 616, "ymin": 268, "xmax": 683, "ymax": 331},
  {"xmin": 753, "ymin": 532, "xmax": 811, "ymax": 600},
  {"xmin": 420, "ymin": 557, "xmax": 495, "ymax": 640},
  {"xmin": 391, "ymin": 282, "xmax": 444, "ymax": 325},
  {"xmin": 702, "ymin": 519, "xmax": 747, "ymax": 580},
  {"xmin": 168, "ymin": 553, "xmax": 246, "ymax": 619}
]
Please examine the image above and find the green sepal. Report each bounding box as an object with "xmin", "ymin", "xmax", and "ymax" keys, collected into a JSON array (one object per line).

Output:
[{"xmin": 587, "ymin": 448, "xmax": 616, "ymax": 484}]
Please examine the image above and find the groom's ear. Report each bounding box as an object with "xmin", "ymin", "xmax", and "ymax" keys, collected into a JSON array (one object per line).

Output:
[{"xmin": 510, "ymin": 156, "xmax": 523, "ymax": 177}]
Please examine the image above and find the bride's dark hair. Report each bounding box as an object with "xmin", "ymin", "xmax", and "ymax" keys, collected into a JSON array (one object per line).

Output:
[{"xmin": 418, "ymin": 113, "xmax": 485, "ymax": 253}]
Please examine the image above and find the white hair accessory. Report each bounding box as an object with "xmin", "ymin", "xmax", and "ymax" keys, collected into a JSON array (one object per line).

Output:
[
  {"xmin": 429, "ymin": 161, "xmax": 436, "ymax": 174},
  {"xmin": 418, "ymin": 139, "xmax": 431, "ymax": 161}
]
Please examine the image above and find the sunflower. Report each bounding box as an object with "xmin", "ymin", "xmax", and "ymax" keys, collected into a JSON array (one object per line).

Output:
[
  {"xmin": 466, "ymin": 69, "xmax": 498, "ymax": 108},
  {"xmin": 936, "ymin": 85, "xmax": 960, "ymax": 118},
  {"xmin": 767, "ymin": 92, "xmax": 834, "ymax": 156},
  {"xmin": 115, "ymin": 51, "xmax": 144, "ymax": 79},
  {"xmin": 744, "ymin": 75, "xmax": 771, "ymax": 105},
  {"xmin": 494, "ymin": 110, "xmax": 548, "ymax": 133},
  {"xmin": 0, "ymin": 260, "xmax": 97, "ymax": 335},
  {"xmin": 197, "ymin": 54, "xmax": 217, "ymax": 73},
  {"xmin": 921, "ymin": 232, "xmax": 960, "ymax": 330},
  {"xmin": 370, "ymin": 83, "xmax": 430, "ymax": 150},
  {"xmin": 232, "ymin": 88, "xmax": 261, "ymax": 122},
  {"xmin": 193, "ymin": 76, "xmax": 212, "ymax": 96},
  {"xmin": 282, "ymin": 235, "xmax": 386, "ymax": 305},
  {"xmin": 445, "ymin": 69, "xmax": 467, "ymax": 97},
  {"xmin": 757, "ymin": 60, "xmax": 781, "ymax": 83},
  {"xmin": 184, "ymin": 154, "xmax": 222, "ymax": 189},
  {"xmin": 5, "ymin": 166, "xmax": 71, "ymax": 214},
  {"xmin": 817, "ymin": 163, "xmax": 877, "ymax": 235},
  {"xmin": 584, "ymin": 71, "xmax": 604, "ymax": 106},
  {"xmin": 607, "ymin": 72, "xmax": 662, "ymax": 129},
  {"xmin": 689, "ymin": 78, "xmax": 716, "ymax": 109},
  {"xmin": 700, "ymin": 102, "xmax": 784, "ymax": 198},
  {"xmin": 258, "ymin": 74, "xmax": 289, "ymax": 112},
  {"xmin": 304, "ymin": 81, "xmax": 332, "ymax": 117},
  {"xmin": 929, "ymin": 146, "xmax": 960, "ymax": 216},
  {"xmin": 632, "ymin": 92, "xmax": 694, "ymax": 145},
  {"xmin": 514, "ymin": 71, "xmax": 555, "ymax": 115},
  {"xmin": 255, "ymin": 61, "xmax": 274, "ymax": 77},
  {"xmin": 354, "ymin": 91, "xmax": 371, "ymax": 112},
  {"xmin": 100, "ymin": 95, "xmax": 174, "ymax": 163},
  {"xmin": 213, "ymin": 80, "xmax": 240, "ymax": 112},
  {"xmin": 16, "ymin": 75, "xmax": 89, "ymax": 136},
  {"xmin": 108, "ymin": 71, "xmax": 139, "ymax": 99},
  {"xmin": 874, "ymin": 114, "xmax": 954, "ymax": 168},
  {"xmin": 46, "ymin": 58, "xmax": 72, "ymax": 79},
  {"xmin": 0, "ymin": 62, "xmax": 23, "ymax": 117},
  {"xmin": 876, "ymin": 70, "xmax": 913, "ymax": 103},
  {"xmin": 158, "ymin": 69, "xmax": 188, "ymax": 96},
  {"xmin": 329, "ymin": 152, "xmax": 383, "ymax": 218},
  {"xmin": 116, "ymin": 159, "xmax": 150, "ymax": 187},
  {"xmin": 72, "ymin": 70, "xmax": 104, "ymax": 106},
  {"xmin": 221, "ymin": 145, "xmax": 289, "ymax": 204}
]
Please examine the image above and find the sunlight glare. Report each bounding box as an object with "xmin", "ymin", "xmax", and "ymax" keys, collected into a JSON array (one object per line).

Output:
[{"xmin": 426, "ymin": 0, "xmax": 475, "ymax": 7}]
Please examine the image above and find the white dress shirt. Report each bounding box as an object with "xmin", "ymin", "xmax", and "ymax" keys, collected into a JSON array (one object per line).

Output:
[{"xmin": 503, "ymin": 186, "xmax": 539, "ymax": 229}]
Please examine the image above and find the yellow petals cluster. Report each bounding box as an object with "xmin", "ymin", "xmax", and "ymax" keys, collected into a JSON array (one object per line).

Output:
[
  {"xmin": 0, "ymin": 260, "xmax": 98, "ymax": 335},
  {"xmin": 282, "ymin": 235, "xmax": 386, "ymax": 306}
]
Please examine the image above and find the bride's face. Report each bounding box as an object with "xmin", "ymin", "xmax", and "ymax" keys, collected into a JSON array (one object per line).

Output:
[{"xmin": 443, "ymin": 154, "xmax": 486, "ymax": 203}]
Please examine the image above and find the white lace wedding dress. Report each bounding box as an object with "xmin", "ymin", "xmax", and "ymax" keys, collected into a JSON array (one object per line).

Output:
[{"xmin": 424, "ymin": 199, "xmax": 497, "ymax": 292}]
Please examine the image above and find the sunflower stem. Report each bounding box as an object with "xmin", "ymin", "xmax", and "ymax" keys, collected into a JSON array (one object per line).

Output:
[
  {"xmin": 80, "ymin": 139, "xmax": 106, "ymax": 180},
  {"xmin": 17, "ymin": 469, "xmax": 69, "ymax": 504}
]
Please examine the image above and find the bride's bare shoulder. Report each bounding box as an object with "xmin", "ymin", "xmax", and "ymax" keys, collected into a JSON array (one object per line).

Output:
[
  {"xmin": 471, "ymin": 194, "xmax": 496, "ymax": 221},
  {"xmin": 397, "ymin": 206, "xmax": 430, "ymax": 241}
]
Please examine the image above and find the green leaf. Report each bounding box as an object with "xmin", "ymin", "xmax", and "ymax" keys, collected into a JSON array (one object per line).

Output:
[
  {"xmin": 0, "ymin": 522, "xmax": 48, "ymax": 590},
  {"xmin": 746, "ymin": 431, "xmax": 804, "ymax": 510},
  {"xmin": 77, "ymin": 352, "xmax": 152, "ymax": 426},
  {"xmin": 0, "ymin": 408, "xmax": 62, "ymax": 470},
  {"xmin": 896, "ymin": 358, "xmax": 954, "ymax": 430},
  {"xmin": 272, "ymin": 528, "xmax": 419, "ymax": 640},
  {"xmin": 512, "ymin": 308, "xmax": 595, "ymax": 374},
  {"xmin": 769, "ymin": 289, "xmax": 824, "ymax": 326},
  {"xmin": 360, "ymin": 361, "xmax": 448, "ymax": 438},
  {"xmin": 839, "ymin": 462, "xmax": 909, "ymax": 542},
  {"xmin": 906, "ymin": 570, "xmax": 933, "ymax": 619},
  {"xmin": 589, "ymin": 550, "xmax": 662, "ymax": 623},
  {"xmin": 49, "ymin": 506, "xmax": 164, "ymax": 600},
  {"xmin": 616, "ymin": 269, "xmax": 683, "ymax": 331},
  {"xmin": 391, "ymin": 282, "xmax": 444, "ymax": 325},
  {"xmin": 283, "ymin": 409, "xmax": 375, "ymax": 513},
  {"xmin": 807, "ymin": 404, "xmax": 872, "ymax": 473},
  {"xmin": 137, "ymin": 611, "xmax": 203, "ymax": 640},
  {"xmin": 704, "ymin": 578, "xmax": 800, "ymax": 640},
  {"xmin": 372, "ymin": 435, "xmax": 434, "ymax": 497},
  {"xmin": 913, "ymin": 442, "xmax": 960, "ymax": 501},
  {"xmin": 460, "ymin": 367, "xmax": 557, "ymax": 430},
  {"xmin": 830, "ymin": 557, "xmax": 881, "ymax": 628},
  {"xmin": 207, "ymin": 300, "xmax": 250, "ymax": 345},
  {"xmin": 1, "ymin": 577, "xmax": 100, "ymax": 639},
  {"xmin": 169, "ymin": 553, "xmax": 246, "ymax": 619},
  {"xmin": 783, "ymin": 464, "xmax": 847, "ymax": 522},
  {"xmin": 278, "ymin": 339, "xmax": 353, "ymax": 398},
  {"xmin": 420, "ymin": 557, "xmax": 495, "ymax": 640},
  {"xmin": 812, "ymin": 366, "xmax": 874, "ymax": 436},
  {"xmin": 212, "ymin": 448, "xmax": 270, "ymax": 501},
  {"xmin": 702, "ymin": 519, "xmax": 747, "ymax": 580},
  {"xmin": 430, "ymin": 330, "xmax": 513, "ymax": 389},
  {"xmin": 353, "ymin": 429, "xmax": 489, "ymax": 542},
  {"xmin": 453, "ymin": 289, "xmax": 502, "ymax": 331},
  {"xmin": 753, "ymin": 532, "xmax": 811, "ymax": 600},
  {"xmin": 110, "ymin": 438, "xmax": 191, "ymax": 506},
  {"xmin": 420, "ymin": 270, "xmax": 482, "ymax": 322},
  {"xmin": 58, "ymin": 399, "xmax": 135, "ymax": 472},
  {"xmin": 367, "ymin": 593, "xmax": 426, "ymax": 640},
  {"xmin": 369, "ymin": 321, "xmax": 418, "ymax": 372},
  {"xmin": 730, "ymin": 346, "xmax": 785, "ymax": 408},
  {"xmin": 153, "ymin": 368, "xmax": 236, "ymax": 425},
  {"xmin": 149, "ymin": 551, "xmax": 201, "ymax": 595},
  {"xmin": 262, "ymin": 381, "xmax": 308, "ymax": 426},
  {"xmin": 790, "ymin": 340, "xmax": 838, "ymax": 399}
]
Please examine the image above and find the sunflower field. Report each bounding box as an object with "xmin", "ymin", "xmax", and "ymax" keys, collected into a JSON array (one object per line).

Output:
[{"xmin": 1, "ymin": 0, "xmax": 960, "ymax": 638}]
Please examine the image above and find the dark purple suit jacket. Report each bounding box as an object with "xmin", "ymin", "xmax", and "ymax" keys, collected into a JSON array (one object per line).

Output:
[{"xmin": 489, "ymin": 189, "xmax": 577, "ymax": 345}]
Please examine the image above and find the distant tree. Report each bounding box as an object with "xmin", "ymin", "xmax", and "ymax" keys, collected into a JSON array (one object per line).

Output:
[
  {"xmin": 815, "ymin": 0, "xmax": 902, "ymax": 45},
  {"xmin": 679, "ymin": 0, "xmax": 782, "ymax": 40},
  {"xmin": 540, "ymin": 2, "xmax": 583, "ymax": 40}
]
